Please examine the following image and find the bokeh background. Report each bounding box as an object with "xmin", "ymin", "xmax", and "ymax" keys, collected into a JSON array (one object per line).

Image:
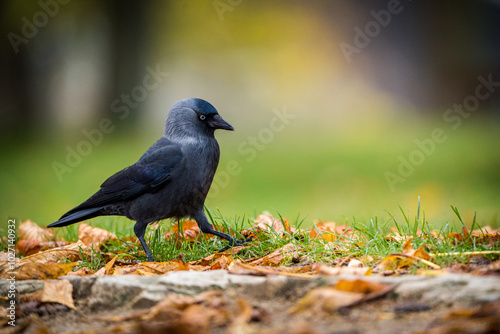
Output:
[{"xmin": 1, "ymin": 0, "xmax": 500, "ymax": 232}]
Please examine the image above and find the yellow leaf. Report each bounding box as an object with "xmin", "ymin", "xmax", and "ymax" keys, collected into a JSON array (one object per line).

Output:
[
  {"xmin": 9, "ymin": 262, "xmax": 77, "ymax": 280},
  {"xmin": 104, "ymin": 255, "xmax": 118, "ymax": 275},
  {"xmin": 40, "ymin": 279, "xmax": 76, "ymax": 309},
  {"xmin": 378, "ymin": 254, "xmax": 413, "ymax": 270}
]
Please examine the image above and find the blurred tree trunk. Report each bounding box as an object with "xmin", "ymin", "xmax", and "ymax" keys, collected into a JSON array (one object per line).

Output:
[{"xmin": 104, "ymin": 0, "xmax": 153, "ymax": 130}]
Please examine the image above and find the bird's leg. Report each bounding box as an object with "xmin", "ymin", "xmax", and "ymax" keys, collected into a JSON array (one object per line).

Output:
[
  {"xmin": 134, "ymin": 222, "xmax": 154, "ymax": 262},
  {"xmin": 194, "ymin": 211, "xmax": 252, "ymax": 252}
]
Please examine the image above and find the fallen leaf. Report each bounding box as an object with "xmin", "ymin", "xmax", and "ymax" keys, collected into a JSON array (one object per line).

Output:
[
  {"xmin": 189, "ymin": 246, "xmax": 247, "ymax": 266},
  {"xmin": 14, "ymin": 240, "xmax": 89, "ymax": 266},
  {"xmin": 40, "ymin": 279, "xmax": 76, "ymax": 309},
  {"xmin": 139, "ymin": 260, "xmax": 189, "ymax": 274},
  {"xmin": 16, "ymin": 240, "xmax": 69, "ymax": 256},
  {"xmin": 309, "ymin": 221, "xmax": 337, "ymax": 242},
  {"xmin": 8, "ymin": 262, "xmax": 77, "ymax": 280},
  {"xmin": 210, "ymin": 255, "xmax": 233, "ymax": 270},
  {"xmin": 18, "ymin": 220, "xmax": 54, "ymax": 241},
  {"xmin": 402, "ymin": 237, "xmax": 431, "ymax": 261},
  {"xmin": 229, "ymin": 260, "xmax": 314, "ymax": 278},
  {"xmin": 378, "ymin": 253, "xmax": 440, "ymax": 271},
  {"xmin": 104, "ymin": 255, "xmax": 118, "ymax": 275},
  {"xmin": 377, "ymin": 254, "xmax": 413, "ymax": 271},
  {"xmin": 254, "ymin": 214, "xmax": 291, "ymax": 234},
  {"xmin": 79, "ymin": 223, "xmax": 117, "ymax": 249},
  {"xmin": 167, "ymin": 220, "xmax": 210, "ymax": 243}
]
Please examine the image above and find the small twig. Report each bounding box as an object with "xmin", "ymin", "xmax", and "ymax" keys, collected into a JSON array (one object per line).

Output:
[
  {"xmin": 429, "ymin": 250, "xmax": 500, "ymax": 257},
  {"xmin": 389, "ymin": 253, "xmax": 441, "ymax": 270}
]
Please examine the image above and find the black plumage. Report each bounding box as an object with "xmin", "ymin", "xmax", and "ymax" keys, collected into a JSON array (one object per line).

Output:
[{"xmin": 48, "ymin": 98, "xmax": 247, "ymax": 261}]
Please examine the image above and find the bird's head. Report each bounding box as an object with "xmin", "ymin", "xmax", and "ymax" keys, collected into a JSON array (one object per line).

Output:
[{"xmin": 165, "ymin": 98, "xmax": 234, "ymax": 141}]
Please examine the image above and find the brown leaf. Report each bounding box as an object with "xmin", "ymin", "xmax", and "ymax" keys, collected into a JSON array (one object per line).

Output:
[
  {"xmin": 16, "ymin": 240, "xmax": 89, "ymax": 265},
  {"xmin": 210, "ymin": 255, "xmax": 233, "ymax": 270},
  {"xmin": 228, "ymin": 260, "xmax": 314, "ymax": 278},
  {"xmin": 18, "ymin": 220, "xmax": 54, "ymax": 242},
  {"xmin": 16, "ymin": 240, "xmax": 69, "ymax": 256},
  {"xmin": 254, "ymin": 214, "xmax": 291, "ymax": 234},
  {"xmin": 167, "ymin": 220, "xmax": 210, "ymax": 243},
  {"xmin": 189, "ymin": 246, "xmax": 247, "ymax": 266},
  {"xmin": 9, "ymin": 262, "xmax": 77, "ymax": 280},
  {"xmin": 139, "ymin": 260, "xmax": 189, "ymax": 274},
  {"xmin": 40, "ymin": 279, "xmax": 76, "ymax": 309},
  {"xmin": 401, "ymin": 237, "xmax": 431, "ymax": 261},
  {"xmin": 79, "ymin": 223, "xmax": 117, "ymax": 249}
]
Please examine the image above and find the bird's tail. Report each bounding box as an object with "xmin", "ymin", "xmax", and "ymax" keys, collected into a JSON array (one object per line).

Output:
[{"xmin": 47, "ymin": 207, "xmax": 103, "ymax": 228}]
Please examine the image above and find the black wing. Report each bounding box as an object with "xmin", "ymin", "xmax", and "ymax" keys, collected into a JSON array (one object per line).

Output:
[{"xmin": 60, "ymin": 142, "xmax": 183, "ymax": 218}]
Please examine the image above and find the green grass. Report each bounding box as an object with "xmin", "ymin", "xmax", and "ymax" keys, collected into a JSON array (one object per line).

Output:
[{"xmin": 26, "ymin": 204, "xmax": 497, "ymax": 272}]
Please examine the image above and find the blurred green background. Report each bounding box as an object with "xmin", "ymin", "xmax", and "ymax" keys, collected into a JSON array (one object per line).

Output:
[{"xmin": 1, "ymin": 1, "xmax": 499, "ymax": 231}]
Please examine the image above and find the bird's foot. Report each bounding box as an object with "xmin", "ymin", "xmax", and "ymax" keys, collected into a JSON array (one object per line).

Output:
[{"xmin": 218, "ymin": 236, "xmax": 254, "ymax": 253}]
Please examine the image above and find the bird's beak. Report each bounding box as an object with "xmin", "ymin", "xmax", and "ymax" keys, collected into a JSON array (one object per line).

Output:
[{"xmin": 210, "ymin": 114, "xmax": 234, "ymax": 131}]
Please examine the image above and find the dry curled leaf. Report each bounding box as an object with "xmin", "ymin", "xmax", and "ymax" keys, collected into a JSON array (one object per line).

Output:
[
  {"xmin": 40, "ymin": 279, "xmax": 76, "ymax": 309},
  {"xmin": 210, "ymin": 255, "xmax": 233, "ymax": 270},
  {"xmin": 16, "ymin": 240, "xmax": 69, "ymax": 256},
  {"xmin": 17, "ymin": 240, "xmax": 89, "ymax": 265},
  {"xmin": 254, "ymin": 214, "xmax": 291, "ymax": 234},
  {"xmin": 8, "ymin": 262, "xmax": 77, "ymax": 280},
  {"xmin": 18, "ymin": 220, "xmax": 54, "ymax": 242},
  {"xmin": 79, "ymin": 223, "xmax": 117, "ymax": 249}
]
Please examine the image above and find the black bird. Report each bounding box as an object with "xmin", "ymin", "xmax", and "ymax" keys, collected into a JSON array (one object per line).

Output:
[{"xmin": 48, "ymin": 98, "xmax": 247, "ymax": 261}]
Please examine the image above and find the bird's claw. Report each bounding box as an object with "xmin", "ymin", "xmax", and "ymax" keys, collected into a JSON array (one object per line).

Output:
[{"xmin": 218, "ymin": 236, "xmax": 253, "ymax": 253}]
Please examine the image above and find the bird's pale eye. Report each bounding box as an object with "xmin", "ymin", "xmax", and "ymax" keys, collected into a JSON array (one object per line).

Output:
[{"xmin": 199, "ymin": 115, "xmax": 206, "ymax": 121}]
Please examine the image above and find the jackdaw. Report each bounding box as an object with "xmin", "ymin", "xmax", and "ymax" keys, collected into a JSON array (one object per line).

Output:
[{"xmin": 48, "ymin": 98, "xmax": 248, "ymax": 261}]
